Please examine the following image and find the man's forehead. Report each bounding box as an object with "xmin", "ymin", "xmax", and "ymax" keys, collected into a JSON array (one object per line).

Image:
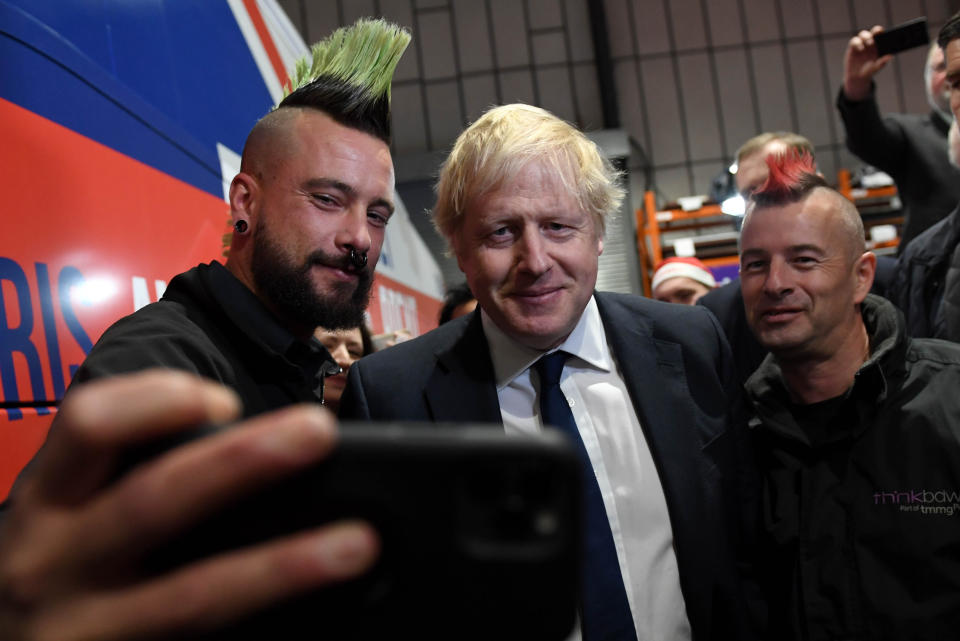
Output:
[
  {"xmin": 735, "ymin": 158, "xmax": 766, "ymax": 193},
  {"xmin": 298, "ymin": 110, "xmax": 391, "ymax": 154},
  {"xmin": 289, "ymin": 111, "xmax": 395, "ymax": 187},
  {"xmin": 736, "ymin": 142, "xmax": 784, "ymax": 187},
  {"xmin": 741, "ymin": 140, "xmax": 787, "ymax": 164},
  {"xmin": 321, "ymin": 326, "xmax": 363, "ymax": 340},
  {"xmin": 471, "ymin": 162, "xmax": 575, "ymax": 212},
  {"xmin": 656, "ymin": 276, "xmax": 706, "ymax": 292}
]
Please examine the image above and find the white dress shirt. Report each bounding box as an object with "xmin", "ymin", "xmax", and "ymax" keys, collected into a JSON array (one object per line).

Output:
[{"xmin": 482, "ymin": 296, "xmax": 691, "ymax": 641}]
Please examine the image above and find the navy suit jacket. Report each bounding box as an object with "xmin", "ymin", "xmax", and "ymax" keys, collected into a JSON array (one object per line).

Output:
[{"xmin": 340, "ymin": 291, "xmax": 758, "ymax": 640}]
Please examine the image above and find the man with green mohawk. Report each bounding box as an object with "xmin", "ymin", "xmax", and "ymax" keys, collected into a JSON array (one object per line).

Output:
[
  {"xmin": 73, "ymin": 17, "xmax": 410, "ymax": 406},
  {"xmin": 0, "ymin": 19, "xmax": 409, "ymax": 641}
]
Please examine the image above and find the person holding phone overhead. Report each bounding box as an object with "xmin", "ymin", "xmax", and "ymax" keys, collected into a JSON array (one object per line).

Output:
[{"xmin": 837, "ymin": 18, "xmax": 960, "ymax": 251}]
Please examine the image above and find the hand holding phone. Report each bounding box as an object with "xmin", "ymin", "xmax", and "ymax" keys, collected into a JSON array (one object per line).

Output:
[
  {"xmin": 0, "ymin": 372, "xmax": 378, "ymax": 641},
  {"xmin": 843, "ymin": 20, "xmax": 929, "ymax": 101},
  {"xmin": 141, "ymin": 423, "xmax": 582, "ymax": 641}
]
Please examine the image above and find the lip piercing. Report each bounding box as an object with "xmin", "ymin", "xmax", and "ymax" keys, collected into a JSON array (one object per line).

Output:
[{"xmin": 349, "ymin": 249, "xmax": 368, "ymax": 269}]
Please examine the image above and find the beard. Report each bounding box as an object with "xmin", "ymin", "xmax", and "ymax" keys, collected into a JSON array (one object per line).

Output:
[{"xmin": 250, "ymin": 221, "xmax": 373, "ymax": 331}]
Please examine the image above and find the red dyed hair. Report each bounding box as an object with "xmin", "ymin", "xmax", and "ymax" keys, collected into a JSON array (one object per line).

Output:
[{"xmin": 751, "ymin": 150, "xmax": 827, "ymax": 207}]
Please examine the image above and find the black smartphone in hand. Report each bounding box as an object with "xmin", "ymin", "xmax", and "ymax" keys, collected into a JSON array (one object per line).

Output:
[
  {"xmin": 143, "ymin": 424, "xmax": 581, "ymax": 641},
  {"xmin": 874, "ymin": 17, "xmax": 930, "ymax": 56}
]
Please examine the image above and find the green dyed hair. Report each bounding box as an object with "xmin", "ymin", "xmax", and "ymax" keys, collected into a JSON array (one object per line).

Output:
[
  {"xmin": 284, "ymin": 18, "xmax": 410, "ymax": 103},
  {"xmin": 278, "ymin": 18, "xmax": 410, "ymax": 143}
]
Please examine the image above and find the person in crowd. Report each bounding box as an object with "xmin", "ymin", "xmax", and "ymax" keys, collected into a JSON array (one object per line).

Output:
[
  {"xmin": 731, "ymin": 132, "xmax": 815, "ymax": 200},
  {"xmin": 340, "ymin": 103, "xmax": 759, "ymax": 641},
  {"xmin": 887, "ymin": 14, "xmax": 960, "ymax": 343},
  {"xmin": 0, "ymin": 19, "xmax": 410, "ymax": 640},
  {"xmin": 739, "ymin": 150, "xmax": 960, "ymax": 640},
  {"xmin": 837, "ymin": 26, "xmax": 960, "ymax": 250},
  {"xmin": 315, "ymin": 324, "xmax": 372, "ymax": 412},
  {"xmin": 888, "ymin": 120, "xmax": 960, "ymax": 341},
  {"xmin": 651, "ymin": 256, "xmax": 716, "ymax": 305},
  {"xmin": 438, "ymin": 281, "xmax": 477, "ymax": 324},
  {"xmin": 68, "ymin": 19, "xmax": 407, "ymax": 414},
  {"xmin": 698, "ymin": 132, "xmax": 815, "ymax": 386}
]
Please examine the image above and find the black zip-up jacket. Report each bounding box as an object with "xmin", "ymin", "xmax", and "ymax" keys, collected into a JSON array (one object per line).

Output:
[
  {"xmin": 73, "ymin": 261, "xmax": 337, "ymax": 417},
  {"xmin": 745, "ymin": 295, "xmax": 960, "ymax": 641},
  {"xmin": 889, "ymin": 202, "xmax": 960, "ymax": 342}
]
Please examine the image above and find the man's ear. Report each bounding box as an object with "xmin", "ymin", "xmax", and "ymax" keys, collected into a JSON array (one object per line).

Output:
[
  {"xmin": 852, "ymin": 251, "xmax": 877, "ymax": 304},
  {"xmin": 229, "ymin": 172, "xmax": 258, "ymax": 230}
]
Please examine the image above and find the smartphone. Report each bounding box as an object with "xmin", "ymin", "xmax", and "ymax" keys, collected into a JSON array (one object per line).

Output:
[
  {"xmin": 874, "ymin": 17, "xmax": 930, "ymax": 57},
  {"xmin": 140, "ymin": 424, "xmax": 581, "ymax": 641}
]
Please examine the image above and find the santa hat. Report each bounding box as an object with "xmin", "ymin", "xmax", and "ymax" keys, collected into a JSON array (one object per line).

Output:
[{"xmin": 651, "ymin": 257, "xmax": 716, "ymax": 293}]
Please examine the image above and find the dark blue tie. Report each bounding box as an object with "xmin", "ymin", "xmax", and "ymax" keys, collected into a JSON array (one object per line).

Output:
[{"xmin": 535, "ymin": 351, "xmax": 636, "ymax": 641}]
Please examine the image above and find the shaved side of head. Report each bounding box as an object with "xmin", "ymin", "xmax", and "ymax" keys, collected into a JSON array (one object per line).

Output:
[{"xmin": 240, "ymin": 108, "xmax": 303, "ymax": 182}]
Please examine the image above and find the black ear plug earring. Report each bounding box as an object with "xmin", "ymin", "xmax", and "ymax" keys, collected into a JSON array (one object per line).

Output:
[{"xmin": 234, "ymin": 220, "xmax": 248, "ymax": 233}]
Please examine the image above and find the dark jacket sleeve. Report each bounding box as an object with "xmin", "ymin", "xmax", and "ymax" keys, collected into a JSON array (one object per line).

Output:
[
  {"xmin": 888, "ymin": 216, "xmax": 955, "ymax": 339},
  {"xmin": 696, "ymin": 282, "xmax": 768, "ymax": 386},
  {"xmin": 943, "ymin": 242, "xmax": 960, "ymax": 342},
  {"xmin": 703, "ymin": 306, "xmax": 765, "ymax": 639},
  {"xmin": 71, "ymin": 302, "xmax": 234, "ymax": 387},
  {"xmin": 836, "ymin": 85, "xmax": 907, "ymax": 174}
]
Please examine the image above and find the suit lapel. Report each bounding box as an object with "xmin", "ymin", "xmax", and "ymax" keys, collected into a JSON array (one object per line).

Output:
[
  {"xmin": 595, "ymin": 294, "xmax": 710, "ymax": 534},
  {"xmin": 423, "ymin": 311, "xmax": 503, "ymax": 425}
]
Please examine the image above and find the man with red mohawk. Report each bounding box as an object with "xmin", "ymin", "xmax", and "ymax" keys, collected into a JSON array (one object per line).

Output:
[{"xmin": 738, "ymin": 151, "xmax": 960, "ymax": 640}]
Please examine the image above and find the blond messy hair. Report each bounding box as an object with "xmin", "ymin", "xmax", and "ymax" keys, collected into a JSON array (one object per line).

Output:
[
  {"xmin": 735, "ymin": 131, "xmax": 814, "ymax": 165},
  {"xmin": 432, "ymin": 104, "xmax": 624, "ymax": 244}
]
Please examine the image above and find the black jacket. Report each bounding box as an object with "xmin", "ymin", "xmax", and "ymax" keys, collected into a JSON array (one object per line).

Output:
[
  {"xmin": 889, "ymin": 202, "xmax": 960, "ymax": 342},
  {"xmin": 836, "ymin": 87, "xmax": 960, "ymax": 250},
  {"xmin": 745, "ymin": 295, "xmax": 960, "ymax": 641},
  {"xmin": 697, "ymin": 281, "xmax": 767, "ymax": 387},
  {"xmin": 73, "ymin": 261, "xmax": 336, "ymax": 417}
]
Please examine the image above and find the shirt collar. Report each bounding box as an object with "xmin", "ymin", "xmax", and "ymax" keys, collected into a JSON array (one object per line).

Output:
[{"xmin": 482, "ymin": 295, "xmax": 612, "ymax": 390}]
